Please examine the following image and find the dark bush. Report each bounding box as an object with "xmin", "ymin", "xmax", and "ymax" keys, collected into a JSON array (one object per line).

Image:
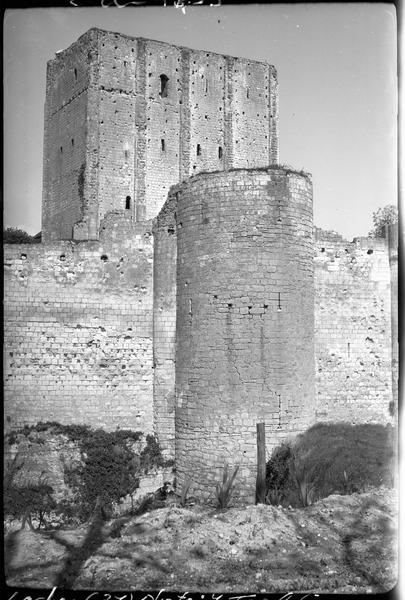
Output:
[
  {"xmin": 4, "ymin": 457, "xmax": 56, "ymax": 528},
  {"xmin": 3, "ymin": 227, "xmax": 40, "ymax": 244},
  {"xmin": 4, "ymin": 422, "xmax": 173, "ymax": 524},
  {"xmin": 266, "ymin": 423, "xmax": 396, "ymax": 508}
]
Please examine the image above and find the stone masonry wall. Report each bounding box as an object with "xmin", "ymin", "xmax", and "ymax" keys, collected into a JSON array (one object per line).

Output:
[
  {"xmin": 42, "ymin": 29, "xmax": 98, "ymax": 242},
  {"xmin": 152, "ymin": 194, "xmax": 178, "ymax": 459},
  {"xmin": 172, "ymin": 168, "xmax": 315, "ymax": 504},
  {"xmin": 3, "ymin": 215, "xmax": 154, "ymax": 434},
  {"xmin": 314, "ymin": 228, "xmax": 393, "ymax": 424},
  {"xmin": 41, "ymin": 28, "xmax": 279, "ymax": 240}
]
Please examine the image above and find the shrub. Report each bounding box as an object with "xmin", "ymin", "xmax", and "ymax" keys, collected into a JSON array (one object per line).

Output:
[
  {"xmin": 3, "ymin": 227, "xmax": 39, "ymax": 244},
  {"xmin": 265, "ymin": 423, "xmax": 396, "ymax": 508},
  {"xmin": 179, "ymin": 477, "xmax": 192, "ymax": 507},
  {"xmin": 4, "ymin": 457, "xmax": 56, "ymax": 529},
  {"xmin": 215, "ymin": 464, "xmax": 239, "ymax": 508},
  {"xmin": 265, "ymin": 443, "xmax": 292, "ymax": 505},
  {"xmin": 4, "ymin": 422, "xmax": 173, "ymax": 524}
]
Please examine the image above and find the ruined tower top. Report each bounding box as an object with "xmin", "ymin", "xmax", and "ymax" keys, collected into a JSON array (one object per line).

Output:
[{"xmin": 41, "ymin": 27, "xmax": 279, "ymax": 242}]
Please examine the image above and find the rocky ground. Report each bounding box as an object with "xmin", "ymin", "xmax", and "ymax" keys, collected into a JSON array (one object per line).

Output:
[{"xmin": 5, "ymin": 486, "xmax": 397, "ymax": 594}]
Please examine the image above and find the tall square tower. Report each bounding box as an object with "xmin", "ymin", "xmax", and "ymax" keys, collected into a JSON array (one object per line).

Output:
[{"xmin": 42, "ymin": 28, "xmax": 279, "ymax": 242}]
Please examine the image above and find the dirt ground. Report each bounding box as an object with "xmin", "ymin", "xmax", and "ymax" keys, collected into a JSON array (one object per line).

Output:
[{"xmin": 5, "ymin": 486, "xmax": 397, "ymax": 594}]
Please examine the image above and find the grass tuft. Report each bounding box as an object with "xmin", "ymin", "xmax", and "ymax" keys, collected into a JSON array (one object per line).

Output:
[{"xmin": 215, "ymin": 464, "xmax": 239, "ymax": 509}]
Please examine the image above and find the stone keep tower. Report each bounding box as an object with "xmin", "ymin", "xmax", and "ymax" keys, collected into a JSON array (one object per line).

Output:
[
  {"xmin": 42, "ymin": 28, "xmax": 279, "ymax": 242},
  {"xmin": 154, "ymin": 167, "xmax": 315, "ymax": 503}
]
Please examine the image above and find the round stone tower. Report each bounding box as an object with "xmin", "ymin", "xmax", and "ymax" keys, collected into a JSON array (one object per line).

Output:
[{"xmin": 174, "ymin": 167, "xmax": 315, "ymax": 504}]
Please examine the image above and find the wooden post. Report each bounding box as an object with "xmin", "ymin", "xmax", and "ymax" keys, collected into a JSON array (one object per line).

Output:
[{"xmin": 256, "ymin": 422, "xmax": 266, "ymax": 504}]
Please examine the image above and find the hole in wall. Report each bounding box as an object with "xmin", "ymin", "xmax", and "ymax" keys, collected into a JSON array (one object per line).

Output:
[
  {"xmin": 59, "ymin": 254, "xmax": 66, "ymax": 261},
  {"xmin": 321, "ymin": 247, "xmax": 325, "ymax": 252},
  {"xmin": 159, "ymin": 74, "xmax": 169, "ymax": 97},
  {"xmin": 218, "ymin": 146, "xmax": 223, "ymax": 159},
  {"xmin": 196, "ymin": 144, "xmax": 201, "ymax": 156},
  {"xmin": 125, "ymin": 196, "xmax": 131, "ymax": 209},
  {"xmin": 167, "ymin": 226, "xmax": 175, "ymax": 235},
  {"xmin": 21, "ymin": 253, "xmax": 27, "ymax": 260},
  {"xmin": 161, "ymin": 139, "xmax": 165, "ymax": 151},
  {"xmin": 367, "ymin": 249, "xmax": 373, "ymax": 255},
  {"xmin": 100, "ymin": 255, "xmax": 108, "ymax": 262}
]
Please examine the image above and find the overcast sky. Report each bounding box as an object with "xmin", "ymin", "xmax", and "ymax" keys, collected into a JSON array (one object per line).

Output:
[{"xmin": 3, "ymin": 3, "xmax": 397, "ymax": 239}]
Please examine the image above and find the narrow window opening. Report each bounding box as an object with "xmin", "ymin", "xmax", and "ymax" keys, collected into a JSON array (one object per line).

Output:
[
  {"xmin": 124, "ymin": 61, "xmax": 127, "ymax": 67},
  {"xmin": 71, "ymin": 138, "xmax": 74, "ymax": 147},
  {"xmin": 161, "ymin": 139, "xmax": 165, "ymax": 151},
  {"xmin": 205, "ymin": 79, "xmax": 209, "ymax": 93},
  {"xmin": 125, "ymin": 196, "xmax": 131, "ymax": 210},
  {"xmin": 347, "ymin": 342, "xmax": 351, "ymax": 357},
  {"xmin": 124, "ymin": 150, "xmax": 128, "ymax": 160},
  {"xmin": 247, "ymin": 87, "xmax": 250, "ymax": 99},
  {"xmin": 196, "ymin": 143, "xmax": 201, "ymax": 156},
  {"xmin": 60, "ymin": 146, "xmax": 63, "ymax": 154},
  {"xmin": 277, "ymin": 394, "xmax": 282, "ymax": 429},
  {"xmin": 74, "ymin": 68, "xmax": 77, "ymax": 81},
  {"xmin": 218, "ymin": 146, "xmax": 223, "ymax": 159},
  {"xmin": 277, "ymin": 292, "xmax": 282, "ymax": 311},
  {"xmin": 159, "ymin": 74, "xmax": 169, "ymax": 98}
]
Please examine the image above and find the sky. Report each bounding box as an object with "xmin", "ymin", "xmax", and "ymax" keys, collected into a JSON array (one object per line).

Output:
[{"xmin": 3, "ymin": 3, "xmax": 398, "ymax": 240}]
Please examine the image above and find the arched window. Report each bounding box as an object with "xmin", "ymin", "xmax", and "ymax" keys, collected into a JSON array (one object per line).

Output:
[{"xmin": 159, "ymin": 74, "xmax": 169, "ymax": 98}]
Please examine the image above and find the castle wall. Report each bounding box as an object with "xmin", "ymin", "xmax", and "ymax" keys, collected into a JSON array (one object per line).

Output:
[
  {"xmin": 172, "ymin": 168, "xmax": 315, "ymax": 503},
  {"xmin": 387, "ymin": 224, "xmax": 398, "ymax": 410},
  {"xmin": 144, "ymin": 40, "xmax": 182, "ymax": 219},
  {"xmin": 188, "ymin": 50, "xmax": 227, "ymax": 176},
  {"xmin": 42, "ymin": 30, "xmax": 98, "ymax": 242},
  {"xmin": 152, "ymin": 194, "xmax": 178, "ymax": 459},
  {"xmin": 314, "ymin": 229, "xmax": 393, "ymax": 424},
  {"xmin": 97, "ymin": 31, "xmax": 137, "ymax": 222},
  {"xmin": 3, "ymin": 215, "xmax": 154, "ymax": 434},
  {"xmin": 41, "ymin": 29, "xmax": 279, "ymax": 240},
  {"xmin": 231, "ymin": 59, "xmax": 278, "ymax": 168}
]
